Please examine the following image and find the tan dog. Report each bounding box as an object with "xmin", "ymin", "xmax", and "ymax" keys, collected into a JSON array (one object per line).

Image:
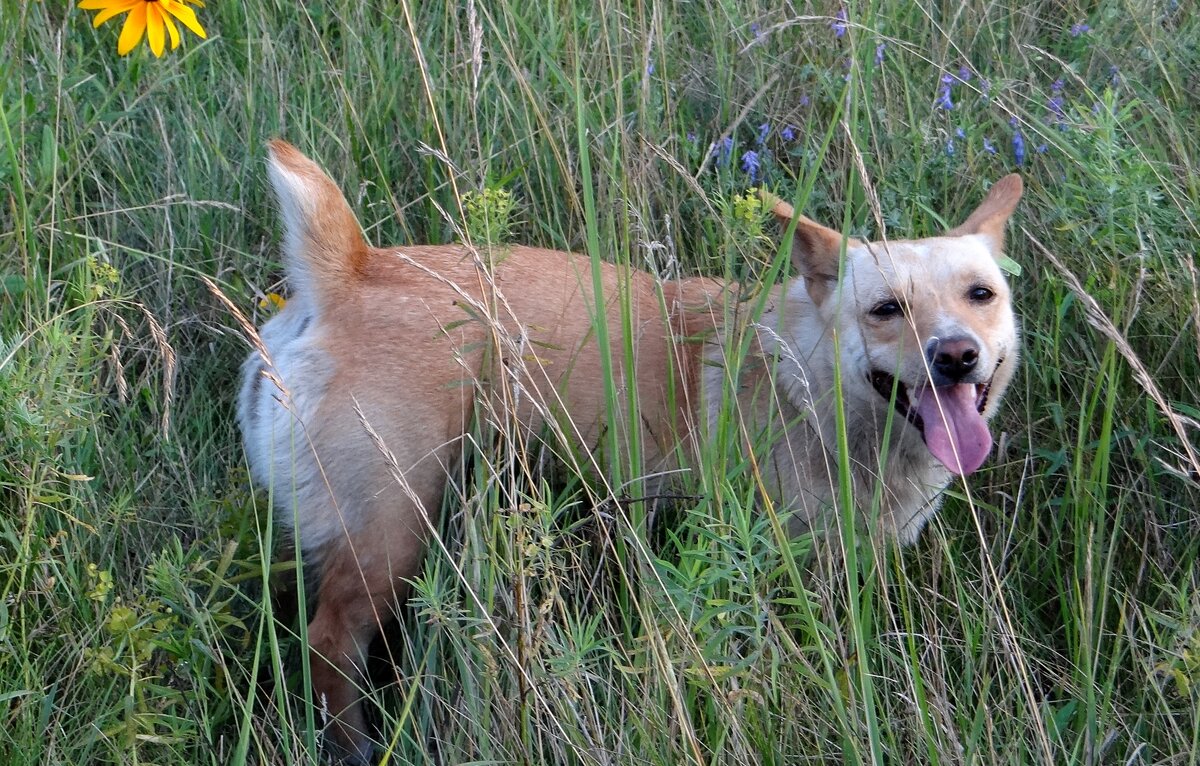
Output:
[{"xmin": 237, "ymin": 140, "xmax": 1022, "ymax": 762}]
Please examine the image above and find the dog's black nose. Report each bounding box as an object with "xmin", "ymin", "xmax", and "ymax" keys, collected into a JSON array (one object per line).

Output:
[{"xmin": 930, "ymin": 337, "xmax": 979, "ymax": 383}]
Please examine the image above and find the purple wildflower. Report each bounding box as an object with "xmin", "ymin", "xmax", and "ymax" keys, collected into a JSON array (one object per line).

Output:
[
  {"xmin": 832, "ymin": 7, "xmax": 848, "ymax": 37},
  {"xmin": 686, "ymin": 130, "xmax": 698, "ymax": 144},
  {"xmin": 1049, "ymin": 83, "xmax": 1066, "ymax": 123},
  {"xmin": 750, "ymin": 22, "xmax": 761, "ymax": 39},
  {"xmin": 799, "ymin": 94, "xmax": 811, "ymax": 107},
  {"xmin": 875, "ymin": 43, "xmax": 886, "ymax": 66},
  {"xmin": 955, "ymin": 126, "xmax": 966, "ymax": 139},
  {"xmin": 1036, "ymin": 143, "xmax": 1048, "ymax": 154},
  {"xmin": 934, "ymin": 72, "xmax": 956, "ymax": 110},
  {"xmin": 935, "ymin": 84, "xmax": 954, "ymax": 110},
  {"xmin": 1070, "ymin": 22, "xmax": 1090, "ymax": 37},
  {"xmin": 980, "ymin": 78, "xmax": 992, "ymax": 98},
  {"xmin": 946, "ymin": 139, "xmax": 956, "ymax": 157},
  {"xmin": 647, "ymin": 62, "xmax": 655, "ymax": 76},
  {"xmin": 1109, "ymin": 65, "xmax": 1121, "ymax": 86},
  {"xmin": 781, "ymin": 124, "xmax": 797, "ymax": 141},
  {"xmin": 1012, "ymin": 131, "xmax": 1026, "ymax": 166},
  {"xmin": 757, "ymin": 122, "xmax": 770, "ymax": 145},
  {"xmin": 741, "ymin": 150, "xmax": 761, "ymax": 180},
  {"xmin": 958, "ymin": 65, "xmax": 972, "ymax": 82},
  {"xmin": 712, "ymin": 137, "xmax": 734, "ymax": 165},
  {"xmin": 983, "ymin": 137, "xmax": 997, "ymax": 155}
]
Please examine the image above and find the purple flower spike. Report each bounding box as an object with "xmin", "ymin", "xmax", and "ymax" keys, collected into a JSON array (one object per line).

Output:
[
  {"xmin": 757, "ymin": 122, "xmax": 770, "ymax": 145},
  {"xmin": 799, "ymin": 94, "xmax": 811, "ymax": 107},
  {"xmin": 750, "ymin": 22, "xmax": 762, "ymax": 39},
  {"xmin": 958, "ymin": 65, "xmax": 972, "ymax": 82},
  {"xmin": 955, "ymin": 126, "xmax": 966, "ymax": 139},
  {"xmin": 712, "ymin": 136, "xmax": 734, "ymax": 165},
  {"xmin": 781, "ymin": 124, "xmax": 797, "ymax": 141},
  {"xmin": 983, "ymin": 137, "xmax": 997, "ymax": 155},
  {"xmin": 741, "ymin": 150, "xmax": 761, "ymax": 180},
  {"xmin": 832, "ymin": 7, "xmax": 848, "ymax": 37},
  {"xmin": 1070, "ymin": 22, "xmax": 1090, "ymax": 37},
  {"xmin": 686, "ymin": 130, "xmax": 698, "ymax": 144},
  {"xmin": 1049, "ymin": 95, "xmax": 1065, "ymax": 120},
  {"xmin": 935, "ymin": 85, "xmax": 954, "ymax": 110},
  {"xmin": 946, "ymin": 139, "xmax": 956, "ymax": 157},
  {"xmin": 875, "ymin": 43, "xmax": 886, "ymax": 66},
  {"xmin": 1012, "ymin": 131, "xmax": 1026, "ymax": 165},
  {"xmin": 1036, "ymin": 143, "xmax": 1048, "ymax": 154}
]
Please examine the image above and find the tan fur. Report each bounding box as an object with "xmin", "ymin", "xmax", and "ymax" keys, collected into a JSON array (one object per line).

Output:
[{"xmin": 237, "ymin": 141, "xmax": 1022, "ymax": 762}]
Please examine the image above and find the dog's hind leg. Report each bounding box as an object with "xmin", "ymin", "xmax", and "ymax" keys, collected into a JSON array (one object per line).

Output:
[{"xmin": 305, "ymin": 503, "xmax": 431, "ymax": 765}]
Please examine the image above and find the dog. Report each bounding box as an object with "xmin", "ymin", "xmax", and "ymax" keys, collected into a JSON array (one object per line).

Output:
[{"xmin": 237, "ymin": 140, "xmax": 1022, "ymax": 762}]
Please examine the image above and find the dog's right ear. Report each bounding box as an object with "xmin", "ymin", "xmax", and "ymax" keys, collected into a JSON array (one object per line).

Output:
[
  {"xmin": 764, "ymin": 193, "xmax": 848, "ymax": 307},
  {"xmin": 945, "ymin": 174, "xmax": 1023, "ymax": 255}
]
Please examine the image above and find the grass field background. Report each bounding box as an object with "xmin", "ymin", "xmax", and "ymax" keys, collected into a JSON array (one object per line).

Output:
[{"xmin": 2, "ymin": 1, "xmax": 1199, "ymax": 763}]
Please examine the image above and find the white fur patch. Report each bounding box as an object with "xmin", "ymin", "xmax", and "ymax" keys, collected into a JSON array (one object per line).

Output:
[{"xmin": 236, "ymin": 301, "xmax": 337, "ymax": 551}]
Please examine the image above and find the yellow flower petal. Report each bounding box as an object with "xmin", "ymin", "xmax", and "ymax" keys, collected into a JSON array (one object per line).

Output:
[
  {"xmin": 116, "ymin": 2, "xmax": 146, "ymax": 55},
  {"xmin": 90, "ymin": 2, "xmax": 137, "ymax": 28},
  {"xmin": 163, "ymin": 13, "xmax": 180, "ymax": 49},
  {"xmin": 82, "ymin": 0, "xmax": 205, "ymax": 55},
  {"xmin": 162, "ymin": 1, "xmax": 206, "ymax": 39},
  {"xmin": 145, "ymin": 2, "xmax": 165, "ymax": 57}
]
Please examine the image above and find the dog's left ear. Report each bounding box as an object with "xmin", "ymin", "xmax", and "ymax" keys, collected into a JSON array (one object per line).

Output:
[
  {"xmin": 764, "ymin": 193, "xmax": 854, "ymax": 307},
  {"xmin": 945, "ymin": 174, "xmax": 1023, "ymax": 255}
]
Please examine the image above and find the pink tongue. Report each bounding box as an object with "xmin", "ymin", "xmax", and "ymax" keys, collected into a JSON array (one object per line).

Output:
[{"xmin": 913, "ymin": 384, "xmax": 992, "ymax": 475}]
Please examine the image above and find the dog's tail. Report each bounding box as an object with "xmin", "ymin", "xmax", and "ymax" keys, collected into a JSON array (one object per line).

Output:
[{"xmin": 266, "ymin": 140, "xmax": 368, "ymax": 300}]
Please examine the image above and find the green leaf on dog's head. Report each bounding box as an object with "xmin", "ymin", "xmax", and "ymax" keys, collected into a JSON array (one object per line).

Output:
[{"xmin": 998, "ymin": 255, "xmax": 1022, "ymax": 277}]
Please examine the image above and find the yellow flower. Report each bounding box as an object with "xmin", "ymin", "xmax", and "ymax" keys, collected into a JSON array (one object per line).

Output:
[
  {"xmin": 78, "ymin": 0, "xmax": 207, "ymax": 57},
  {"xmin": 258, "ymin": 293, "xmax": 287, "ymax": 312}
]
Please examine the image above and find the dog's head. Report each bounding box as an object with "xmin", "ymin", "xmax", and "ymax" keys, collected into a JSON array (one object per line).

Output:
[{"xmin": 771, "ymin": 177, "xmax": 1023, "ymax": 476}]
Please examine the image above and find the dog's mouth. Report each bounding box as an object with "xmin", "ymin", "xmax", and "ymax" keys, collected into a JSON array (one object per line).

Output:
[{"xmin": 869, "ymin": 364, "xmax": 1000, "ymax": 476}]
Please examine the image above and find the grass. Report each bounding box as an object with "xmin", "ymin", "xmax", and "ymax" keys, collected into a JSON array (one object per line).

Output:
[{"xmin": 2, "ymin": 0, "xmax": 1199, "ymax": 763}]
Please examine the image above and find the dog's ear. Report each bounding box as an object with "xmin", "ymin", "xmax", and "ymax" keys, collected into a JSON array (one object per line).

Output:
[
  {"xmin": 945, "ymin": 174, "xmax": 1023, "ymax": 255},
  {"xmin": 764, "ymin": 193, "xmax": 847, "ymax": 306}
]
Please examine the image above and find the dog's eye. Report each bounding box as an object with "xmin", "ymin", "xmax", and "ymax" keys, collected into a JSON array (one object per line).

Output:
[
  {"xmin": 969, "ymin": 286, "xmax": 995, "ymax": 303},
  {"xmin": 870, "ymin": 300, "xmax": 903, "ymax": 319}
]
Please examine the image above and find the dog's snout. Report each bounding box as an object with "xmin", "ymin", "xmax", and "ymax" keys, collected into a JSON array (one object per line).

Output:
[{"xmin": 930, "ymin": 336, "xmax": 979, "ymax": 382}]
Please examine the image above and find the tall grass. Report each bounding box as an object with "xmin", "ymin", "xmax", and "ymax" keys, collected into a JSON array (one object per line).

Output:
[{"xmin": 2, "ymin": 0, "xmax": 1198, "ymax": 763}]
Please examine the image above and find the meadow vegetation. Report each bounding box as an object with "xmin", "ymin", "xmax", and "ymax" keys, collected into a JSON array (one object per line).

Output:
[{"xmin": 1, "ymin": 1, "xmax": 1198, "ymax": 763}]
